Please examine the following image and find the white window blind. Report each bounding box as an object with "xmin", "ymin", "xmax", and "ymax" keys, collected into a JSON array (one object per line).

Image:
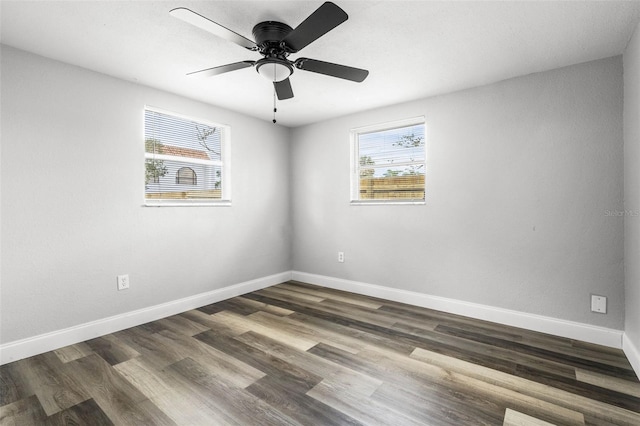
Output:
[
  {"xmin": 351, "ymin": 117, "xmax": 426, "ymax": 204},
  {"xmin": 144, "ymin": 107, "xmax": 230, "ymax": 206}
]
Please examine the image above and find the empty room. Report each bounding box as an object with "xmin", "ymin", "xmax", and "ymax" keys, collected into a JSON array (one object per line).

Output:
[{"xmin": 1, "ymin": 1, "xmax": 640, "ymax": 424}]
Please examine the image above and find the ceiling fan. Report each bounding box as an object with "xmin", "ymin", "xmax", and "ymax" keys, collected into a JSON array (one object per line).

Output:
[{"xmin": 169, "ymin": 2, "xmax": 369, "ymax": 102}]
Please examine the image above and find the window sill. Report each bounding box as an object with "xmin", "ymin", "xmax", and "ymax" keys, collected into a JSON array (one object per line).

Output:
[
  {"xmin": 144, "ymin": 200, "xmax": 232, "ymax": 207},
  {"xmin": 350, "ymin": 200, "xmax": 425, "ymax": 206}
]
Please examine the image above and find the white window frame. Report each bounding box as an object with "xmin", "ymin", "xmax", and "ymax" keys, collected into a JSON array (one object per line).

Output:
[
  {"xmin": 144, "ymin": 106, "xmax": 232, "ymax": 207},
  {"xmin": 350, "ymin": 116, "xmax": 426, "ymax": 205}
]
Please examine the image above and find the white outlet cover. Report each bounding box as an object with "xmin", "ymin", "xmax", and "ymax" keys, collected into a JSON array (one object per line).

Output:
[
  {"xmin": 117, "ymin": 274, "xmax": 130, "ymax": 291},
  {"xmin": 591, "ymin": 294, "xmax": 606, "ymax": 314}
]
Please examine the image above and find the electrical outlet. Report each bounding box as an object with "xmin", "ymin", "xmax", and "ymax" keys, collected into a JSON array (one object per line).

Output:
[
  {"xmin": 591, "ymin": 294, "xmax": 606, "ymax": 314},
  {"xmin": 117, "ymin": 274, "xmax": 130, "ymax": 291},
  {"xmin": 338, "ymin": 252, "xmax": 345, "ymax": 263}
]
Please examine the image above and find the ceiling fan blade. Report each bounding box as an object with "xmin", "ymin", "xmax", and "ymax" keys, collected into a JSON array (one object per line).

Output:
[
  {"xmin": 295, "ymin": 58, "xmax": 369, "ymax": 82},
  {"xmin": 187, "ymin": 61, "xmax": 255, "ymax": 77},
  {"xmin": 282, "ymin": 2, "xmax": 348, "ymax": 52},
  {"xmin": 274, "ymin": 78, "xmax": 294, "ymax": 100},
  {"xmin": 170, "ymin": 8, "xmax": 257, "ymax": 51}
]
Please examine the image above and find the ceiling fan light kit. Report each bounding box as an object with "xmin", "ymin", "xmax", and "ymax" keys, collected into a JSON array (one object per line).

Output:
[
  {"xmin": 255, "ymin": 58, "xmax": 293, "ymax": 82},
  {"xmin": 170, "ymin": 1, "xmax": 369, "ymax": 119}
]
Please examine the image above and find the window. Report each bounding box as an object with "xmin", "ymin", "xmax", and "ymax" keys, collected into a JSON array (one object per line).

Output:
[
  {"xmin": 144, "ymin": 107, "xmax": 230, "ymax": 206},
  {"xmin": 176, "ymin": 167, "xmax": 197, "ymax": 185},
  {"xmin": 351, "ymin": 117, "xmax": 426, "ymax": 204}
]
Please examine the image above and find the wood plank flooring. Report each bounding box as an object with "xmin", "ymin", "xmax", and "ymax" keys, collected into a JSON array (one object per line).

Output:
[{"xmin": 2, "ymin": 281, "xmax": 639, "ymax": 425}]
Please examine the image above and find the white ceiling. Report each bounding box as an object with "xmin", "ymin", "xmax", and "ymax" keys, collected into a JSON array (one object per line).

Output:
[{"xmin": 2, "ymin": 1, "xmax": 640, "ymax": 127}]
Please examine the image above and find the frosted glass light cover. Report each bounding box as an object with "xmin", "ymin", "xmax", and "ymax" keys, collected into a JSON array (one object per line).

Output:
[{"xmin": 257, "ymin": 61, "xmax": 291, "ymax": 82}]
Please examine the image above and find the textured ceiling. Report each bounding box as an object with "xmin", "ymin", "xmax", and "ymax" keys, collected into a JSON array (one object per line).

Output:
[{"xmin": 2, "ymin": 1, "xmax": 640, "ymax": 127}]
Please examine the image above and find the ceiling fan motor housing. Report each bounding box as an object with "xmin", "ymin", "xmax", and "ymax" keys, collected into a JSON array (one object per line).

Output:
[{"xmin": 252, "ymin": 21, "xmax": 293, "ymax": 52}]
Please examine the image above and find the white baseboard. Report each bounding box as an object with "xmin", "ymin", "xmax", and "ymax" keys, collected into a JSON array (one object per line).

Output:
[
  {"xmin": 3, "ymin": 270, "xmax": 632, "ymax": 375},
  {"xmin": 0, "ymin": 271, "xmax": 292, "ymax": 365},
  {"xmin": 291, "ymin": 271, "xmax": 624, "ymax": 349},
  {"xmin": 623, "ymin": 333, "xmax": 640, "ymax": 378}
]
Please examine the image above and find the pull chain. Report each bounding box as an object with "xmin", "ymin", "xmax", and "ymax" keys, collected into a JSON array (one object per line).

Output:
[{"xmin": 272, "ymin": 87, "xmax": 277, "ymax": 124}]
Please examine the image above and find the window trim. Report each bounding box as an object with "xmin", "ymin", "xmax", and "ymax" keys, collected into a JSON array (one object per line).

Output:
[
  {"xmin": 143, "ymin": 106, "xmax": 232, "ymax": 207},
  {"xmin": 350, "ymin": 116, "xmax": 426, "ymax": 206}
]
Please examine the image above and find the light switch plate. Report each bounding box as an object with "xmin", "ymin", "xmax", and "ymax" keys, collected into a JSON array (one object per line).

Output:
[{"xmin": 591, "ymin": 294, "xmax": 606, "ymax": 314}]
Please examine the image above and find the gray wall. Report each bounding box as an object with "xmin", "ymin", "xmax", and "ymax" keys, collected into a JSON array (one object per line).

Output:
[
  {"xmin": 1, "ymin": 45, "xmax": 630, "ymax": 346},
  {"xmin": 291, "ymin": 56, "xmax": 625, "ymax": 329},
  {"xmin": 624, "ymin": 22, "xmax": 640, "ymax": 351},
  {"xmin": 0, "ymin": 46, "xmax": 291, "ymax": 343}
]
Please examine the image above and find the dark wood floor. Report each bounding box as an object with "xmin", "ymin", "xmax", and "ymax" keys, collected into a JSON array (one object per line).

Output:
[{"xmin": 1, "ymin": 281, "xmax": 639, "ymax": 425}]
